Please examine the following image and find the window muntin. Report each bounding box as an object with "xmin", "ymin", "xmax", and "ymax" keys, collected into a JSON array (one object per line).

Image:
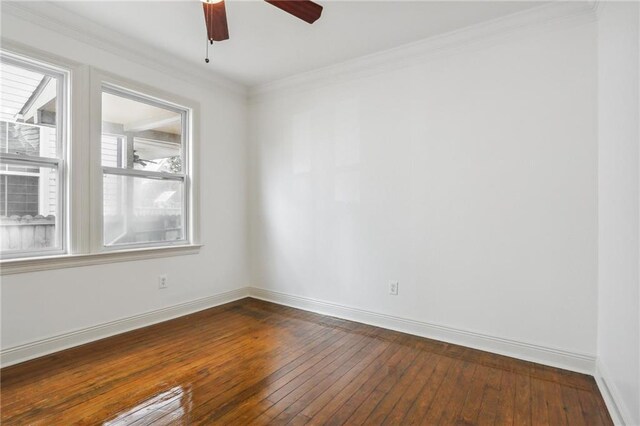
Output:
[
  {"xmin": 101, "ymin": 86, "xmax": 189, "ymax": 249},
  {"xmin": 0, "ymin": 54, "xmax": 66, "ymax": 258}
]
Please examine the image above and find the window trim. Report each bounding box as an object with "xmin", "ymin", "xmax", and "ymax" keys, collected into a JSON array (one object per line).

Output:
[
  {"xmin": 0, "ymin": 50, "xmax": 69, "ymax": 260},
  {"xmin": 0, "ymin": 41, "xmax": 201, "ymax": 272},
  {"xmin": 94, "ymin": 77, "xmax": 197, "ymax": 252},
  {"xmin": 0, "ymin": 244, "xmax": 203, "ymax": 275}
]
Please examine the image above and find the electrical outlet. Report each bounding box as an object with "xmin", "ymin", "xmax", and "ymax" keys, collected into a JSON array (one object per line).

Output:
[
  {"xmin": 158, "ymin": 274, "xmax": 168, "ymax": 289},
  {"xmin": 389, "ymin": 281, "xmax": 399, "ymax": 296}
]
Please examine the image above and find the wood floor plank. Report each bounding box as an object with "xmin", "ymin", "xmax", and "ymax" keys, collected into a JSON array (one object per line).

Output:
[
  {"xmin": 414, "ymin": 359, "xmax": 468, "ymax": 424},
  {"xmin": 271, "ymin": 333, "xmax": 400, "ymax": 424},
  {"xmin": 2, "ymin": 306, "xmax": 251, "ymax": 406},
  {"xmin": 302, "ymin": 335, "xmax": 403, "ymax": 425},
  {"xmin": 0, "ymin": 298, "xmax": 614, "ymax": 426},
  {"xmin": 544, "ymin": 379, "xmax": 569, "ymax": 426},
  {"xmin": 212, "ymin": 328, "xmax": 373, "ymax": 424},
  {"xmin": 1, "ymin": 302, "xmax": 243, "ymax": 387},
  {"xmin": 11, "ymin": 305, "xmax": 324, "ymax": 423},
  {"xmin": 561, "ymin": 385, "xmax": 587, "ymax": 426},
  {"xmin": 576, "ymin": 388, "xmax": 611, "ymax": 426},
  {"xmin": 111, "ymin": 322, "xmax": 336, "ymax": 424},
  {"xmin": 211, "ymin": 325, "xmax": 382, "ymax": 425},
  {"xmin": 205, "ymin": 328, "xmax": 358, "ymax": 424},
  {"xmin": 475, "ymin": 366, "xmax": 503, "ymax": 425},
  {"xmin": 380, "ymin": 352, "xmax": 443, "ymax": 425},
  {"xmin": 343, "ymin": 345, "xmax": 418, "ymax": 424},
  {"xmin": 128, "ymin": 322, "xmax": 337, "ymax": 425},
  {"xmin": 494, "ymin": 370, "xmax": 517, "ymax": 426},
  {"xmin": 514, "ymin": 373, "xmax": 533, "ymax": 426},
  {"xmin": 321, "ymin": 341, "xmax": 410, "ymax": 426},
  {"xmin": 47, "ymin": 309, "xmax": 324, "ymax": 424},
  {"xmin": 399, "ymin": 353, "xmax": 456, "ymax": 423},
  {"xmin": 304, "ymin": 336, "xmax": 404, "ymax": 425},
  {"xmin": 430, "ymin": 361, "xmax": 477, "ymax": 425},
  {"xmin": 455, "ymin": 364, "xmax": 493, "ymax": 425},
  {"xmin": 3, "ymin": 311, "xmax": 264, "ymax": 420},
  {"xmin": 362, "ymin": 351, "xmax": 434, "ymax": 425},
  {"xmin": 531, "ymin": 377, "xmax": 551, "ymax": 426},
  {"xmin": 188, "ymin": 325, "xmax": 350, "ymax": 422}
]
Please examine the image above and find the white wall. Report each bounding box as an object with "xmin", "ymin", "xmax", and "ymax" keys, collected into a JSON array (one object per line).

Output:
[
  {"xmin": 0, "ymin": 12, "xmax": 249, "ymax": 351},
  {"xmin": 7, "ymin": 10, "xmax": 637, "ymax": 420},
  {"xmin": 249, "ymin": 16, "xmax": 599, "ymax": 365},
  {"xmin": 597, "ymin": 2, "xmax": 640, "ymax": 425}
]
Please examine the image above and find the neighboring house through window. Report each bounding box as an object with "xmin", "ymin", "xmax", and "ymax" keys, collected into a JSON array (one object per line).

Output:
[{"xmin": 0, "ymin": 54, "xmax": 66, "ymax": 257}]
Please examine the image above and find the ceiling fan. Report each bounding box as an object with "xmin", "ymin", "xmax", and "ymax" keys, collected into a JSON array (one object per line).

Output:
[
  {"xmin": 201, "ymin": 0, "xmax": 323, "ymax": 62},
  {"xmin": 133, "ymin": 150, "xmax": 157, "ymax": 167}
]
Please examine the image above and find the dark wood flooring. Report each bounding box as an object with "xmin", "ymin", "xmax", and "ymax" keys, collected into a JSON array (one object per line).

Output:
[{"xmin": 0, "ymin": 298, "xmax": 612, "ymax": 425}]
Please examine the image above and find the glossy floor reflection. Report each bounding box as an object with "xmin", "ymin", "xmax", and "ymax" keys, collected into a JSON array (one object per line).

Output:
[
  {"xmin": 104, "ymin": 386, "xmax": 191, "ymax": 425},
  {"xmin": 1, "ymin": 298, "xmax": 612, "ymax": 425}
]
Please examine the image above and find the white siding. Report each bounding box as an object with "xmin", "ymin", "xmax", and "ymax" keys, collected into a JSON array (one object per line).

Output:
[{"xmin": 0, "ymin": 62, "xmax": 43, "ymax": 122}]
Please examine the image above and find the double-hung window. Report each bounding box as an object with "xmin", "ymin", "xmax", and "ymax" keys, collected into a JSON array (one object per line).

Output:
[
  {"xmin": 0, "ymin": 53, "xmax": 67, "ymax": 258},
  {"xmin": 100, "ymin": 85, "xmax": 189, "ymax": 249},
  {"xmin": 0, "ymin": 47, "xmax": 199, "ymax": 267}
]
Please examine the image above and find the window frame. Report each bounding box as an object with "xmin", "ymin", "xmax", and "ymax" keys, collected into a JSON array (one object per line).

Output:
[
  {"xmin": 99, "ymin": 83, "xmax": 191, "ymax": 251},
  {"xmin": 0, "ymin": 42, "xmax": 201, "ymax": 273},
  {"xmin": 0, "ymin": 51, "xmax": 69, "ymax": 260},
  {"xmin": 88, "ymin": 69, "xmax": 200, "ymax": 255}
]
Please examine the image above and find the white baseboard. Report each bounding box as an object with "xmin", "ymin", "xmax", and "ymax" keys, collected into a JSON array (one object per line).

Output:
[
  {"xmin": 248, "ymin": 287, "xmax": 596, "ymax": 375},
  {"xmin": 595, "ymin": 360, "xmax": 635, "ymax": 425},
  {"xmin": 0, "ymin": 287, "xmax": 250, "ymax": 368},
  {"xmin": 1, "ymin": 286, "xmax": 598, "ymax": 378}
]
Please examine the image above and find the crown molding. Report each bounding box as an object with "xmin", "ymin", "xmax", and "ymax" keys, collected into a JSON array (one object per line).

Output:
[
  {"xmin": 249, "ymin": 1, "xmax": 599, "ymax": 99},
  {"xmin": 0, "ymin": 1, "xmax": 247, "ymax": 97}
]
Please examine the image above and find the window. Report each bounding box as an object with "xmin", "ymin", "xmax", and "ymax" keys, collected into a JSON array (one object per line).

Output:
[
  {"xmin": 0, "ymin": 53, "xmax": 67, "ymax": 258},
  {"xmin": 101, "ymin": 86, "xmax": 189, "ymax": 249},
  {"xmin": 0, "ymin": 46, "xmax": 199, "ymax": 268}
]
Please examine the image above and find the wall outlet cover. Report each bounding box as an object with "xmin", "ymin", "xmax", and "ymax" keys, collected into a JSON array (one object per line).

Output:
[{"xmin": 158, "ymin": 275, "xmax": 168, "ymax": 289}]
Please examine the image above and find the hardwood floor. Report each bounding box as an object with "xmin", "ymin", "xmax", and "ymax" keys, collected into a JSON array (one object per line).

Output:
[{"xmin": 0, "ymin": 298, "xmax": 612, "ymax": 425}]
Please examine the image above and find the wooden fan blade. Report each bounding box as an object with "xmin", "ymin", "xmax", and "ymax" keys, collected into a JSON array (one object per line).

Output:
[
  {"xmin": 203, "ymin": 1, "xmax": 229, "ymax": 42},
  {"xmin": 265, "ymin": 0, "xmax": 323, "ymax": 24}
]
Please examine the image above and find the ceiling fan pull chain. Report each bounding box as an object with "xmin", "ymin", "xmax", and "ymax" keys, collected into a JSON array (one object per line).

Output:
[{"xmin": 205, "ymin": 38, "xmax": 210, "ymax": 63}]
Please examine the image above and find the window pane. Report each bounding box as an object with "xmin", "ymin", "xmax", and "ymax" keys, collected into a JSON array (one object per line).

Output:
[
  {"xmin": 1, "ymin": 53, "xmax": 66, "ymax": 258},
  {"xmin": 102, "ymin": 92, "xmax": 183, "ymax": 174},
  {"xmin": 0, "ymin": 164, "xmax": 59, "ymax": 252},
  {"xmin": 103, "ymin": 174, "xmax": 184, "ymax": 246},
  {"xmin": 0, "ymin": 62, "xmax": 58, "ymax": 157}
]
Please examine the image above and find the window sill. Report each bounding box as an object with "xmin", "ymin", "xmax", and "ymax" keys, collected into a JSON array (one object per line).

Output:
[{"xmin": 0, "ymin": 244, "xmax": 202, "ymax": 275}]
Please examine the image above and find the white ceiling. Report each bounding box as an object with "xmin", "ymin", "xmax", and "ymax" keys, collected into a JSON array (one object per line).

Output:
[{"xmin": 54, "ymin": 1, "xmax": 545, "ymax": 87}]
